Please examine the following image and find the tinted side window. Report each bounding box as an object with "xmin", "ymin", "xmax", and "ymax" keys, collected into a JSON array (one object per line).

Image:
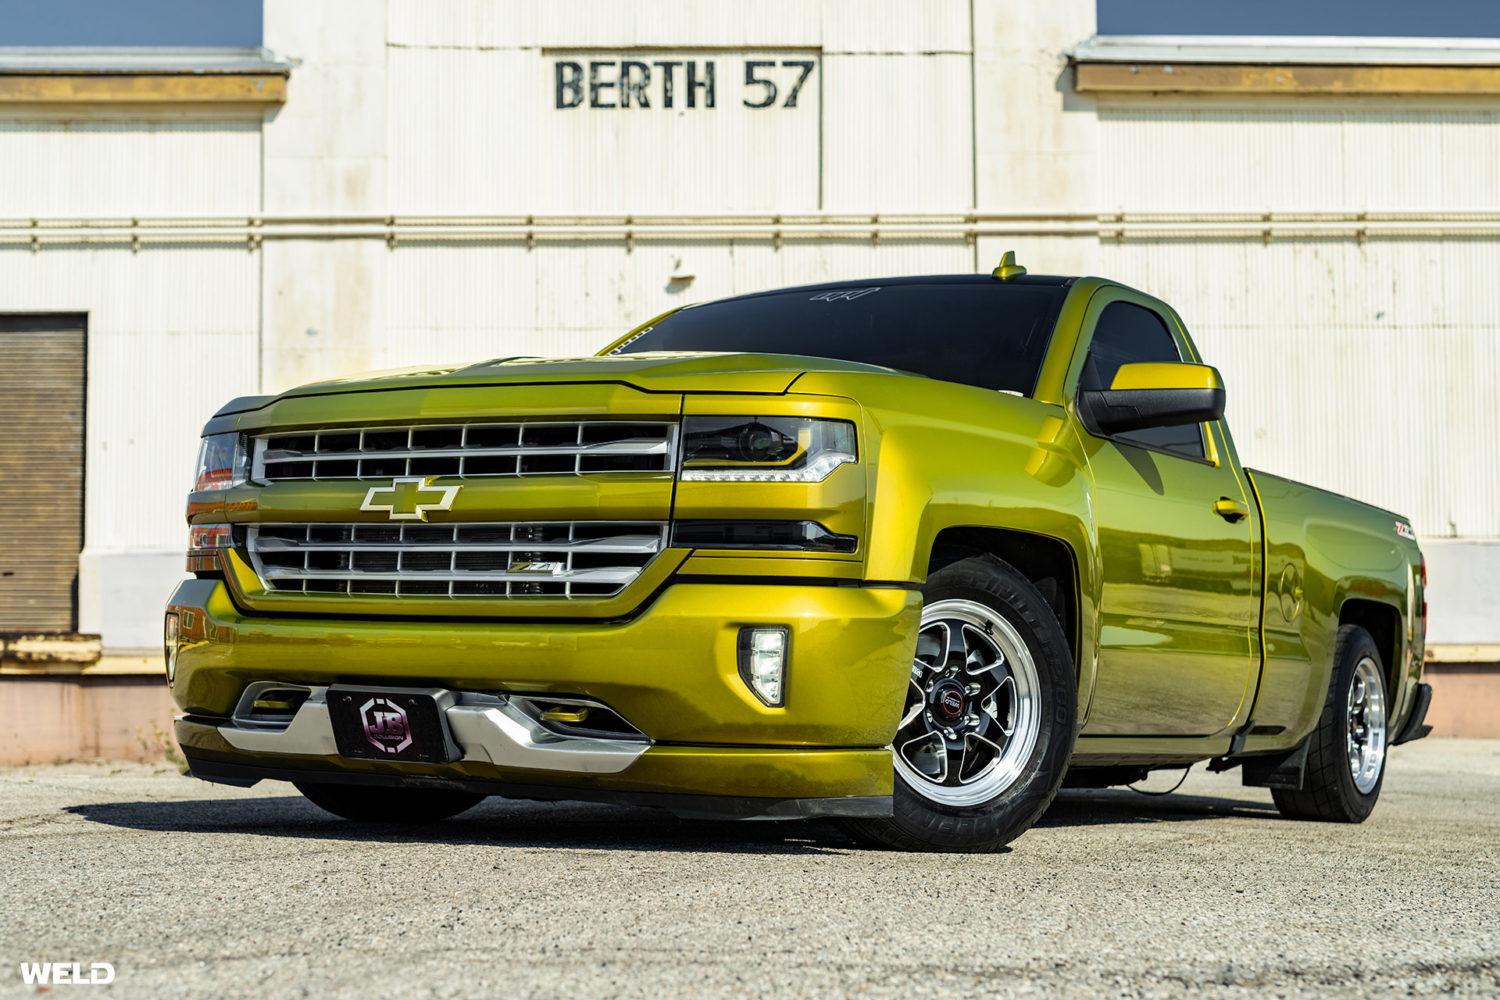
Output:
[{"xmin": 1079, "ymin": 301, "xmax": 1206, "ymax": 459}]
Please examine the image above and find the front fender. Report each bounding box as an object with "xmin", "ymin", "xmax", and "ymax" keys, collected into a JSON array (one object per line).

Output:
[{"xmin": 796, "ymin": 372, "xmax": 1100, "ymax": 710}]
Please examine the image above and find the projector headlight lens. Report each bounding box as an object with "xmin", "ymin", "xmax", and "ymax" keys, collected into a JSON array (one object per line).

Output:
[{"xmin": 679, "ymin": 417, "xmax": 855, "ymax": 482}]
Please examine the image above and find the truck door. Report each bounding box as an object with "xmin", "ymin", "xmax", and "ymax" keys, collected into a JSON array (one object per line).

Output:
[{"xmin": 1072, "ymin": 295, "xmax": 1259, "ymax": 737}]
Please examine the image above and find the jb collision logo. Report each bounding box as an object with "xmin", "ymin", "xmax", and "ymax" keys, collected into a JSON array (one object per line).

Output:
[
  {"xmin": 19, "ymin": 962, "xmax": 115, "ymax": 985},
  {"xmin": 360, "ymin": 696, "xmax": 413, "ymax": 755}
]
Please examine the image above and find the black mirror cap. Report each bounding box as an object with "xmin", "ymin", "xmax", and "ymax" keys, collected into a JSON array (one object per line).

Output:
[{"xmin": 1078, "ymin": 386, "xmax": 1226, "ymax": 436}]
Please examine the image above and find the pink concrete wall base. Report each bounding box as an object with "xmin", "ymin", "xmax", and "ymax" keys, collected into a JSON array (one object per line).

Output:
[
  {"xmin": 1422, "ymin": 664, "xmax": 1500, "ymax": 739},
  {"xmin": 0, "ymin": 676, "xmax": 178, "ymax": 765}
]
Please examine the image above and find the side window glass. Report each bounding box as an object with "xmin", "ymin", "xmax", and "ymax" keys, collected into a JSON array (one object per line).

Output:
[{"xmin": 1079, "ymin": 302, "xmax": 1206, "ymax": 459}]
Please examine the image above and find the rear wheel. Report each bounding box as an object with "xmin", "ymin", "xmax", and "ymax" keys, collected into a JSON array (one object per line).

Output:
[
  {"xmin": 1272, "ymin": 625, "xmax": 1388, "ymax": 823},
  {"xmin": 295, "ymin": 782, "xmax": 485, "ymax": 823},
  {"xmin": 841, "ymin": 554, "xmax": 1076, "ymax": 852}
]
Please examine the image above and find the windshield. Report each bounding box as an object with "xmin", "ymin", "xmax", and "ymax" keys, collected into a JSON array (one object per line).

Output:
[{"xmin": 612, "ymin": 281, "xmax": 1067, "ymax": 395}]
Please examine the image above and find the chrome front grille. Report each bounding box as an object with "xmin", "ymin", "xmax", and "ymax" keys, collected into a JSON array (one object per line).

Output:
[
  {"xmin": 253, "ymin": 421, "xmax": 677, "ymax": 482},
  {"xmin": 245, "ymin": 522, "xmax": 667, "ymax": 599}
]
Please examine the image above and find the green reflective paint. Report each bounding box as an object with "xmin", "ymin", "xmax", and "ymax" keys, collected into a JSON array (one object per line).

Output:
[
  {"xmin": 168, "ymin": 578, "xmax": 921, "ymax": 748},
  {"xmin": 173, "ymin": 270, "xmax": 1428, "ymax": 804},
  {"xmin": 1066, "ymin": 284, "xmax": 1259, "ymax": 737}
]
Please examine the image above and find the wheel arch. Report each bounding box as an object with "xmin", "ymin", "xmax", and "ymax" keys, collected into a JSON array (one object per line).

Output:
[
  {"xmin": 1338, "ymin": 597, "xmax": 1403, "ymax": 709},
  {"xmin": 927, "ymin": 525, "xmax": 1081, "ymax": 673}
]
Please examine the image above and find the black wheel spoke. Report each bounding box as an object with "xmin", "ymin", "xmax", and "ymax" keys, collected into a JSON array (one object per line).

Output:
[
  {"xmin": 962, "ymin": 731, "xmax": 1004, "ymax": 782},
  {"xmin": 916, "ymin": 621, "xmax": 948, "ymax": 666},
  {"xmin": 897, "ymin": 730, "xmax": 947, "ymax": 781}
]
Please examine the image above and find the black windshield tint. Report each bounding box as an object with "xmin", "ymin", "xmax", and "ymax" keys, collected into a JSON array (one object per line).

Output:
[{"xmin": 615, "ymin": 282, "xmax": 1066, "ymax": 395}]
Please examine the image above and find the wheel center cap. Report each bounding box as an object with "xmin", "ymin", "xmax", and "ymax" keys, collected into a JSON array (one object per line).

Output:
[{"xmin": 932, "ymin": 681, "xmax": 966, "ymax": 721}]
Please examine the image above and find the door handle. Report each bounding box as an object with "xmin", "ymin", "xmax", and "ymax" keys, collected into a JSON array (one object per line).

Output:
[{"xmin": 1213, "ymin": 497, "xmax": 1249, "ymax": 522}]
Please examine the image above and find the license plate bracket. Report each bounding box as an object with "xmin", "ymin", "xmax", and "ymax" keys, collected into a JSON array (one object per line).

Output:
[{"xmin": 327, "ymin": 686, "xmax": 460, "ymax": 764}]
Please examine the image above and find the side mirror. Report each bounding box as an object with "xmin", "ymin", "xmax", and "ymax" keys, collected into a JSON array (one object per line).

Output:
[{"xmin": 1078, "ymin": 362, "xmax": 1225, "ymax": 436}]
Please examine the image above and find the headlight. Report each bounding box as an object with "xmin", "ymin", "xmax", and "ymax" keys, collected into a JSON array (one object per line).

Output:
[
  {"xmin": 678, "ymin": 417, "xmax": 856, "ymax": 482},
  {"xmin": 194, "ymin": 432, "xmax": 248, "ymax": 491}
]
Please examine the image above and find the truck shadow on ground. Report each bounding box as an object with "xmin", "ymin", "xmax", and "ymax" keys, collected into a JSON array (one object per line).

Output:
[
  {"xmin": 65, "ymin": 785, "xmax": 1278, "ymax": 854},
  {"xmin": 1039, "ymin": 788, "xmax": 1280, "ymax": 827}
]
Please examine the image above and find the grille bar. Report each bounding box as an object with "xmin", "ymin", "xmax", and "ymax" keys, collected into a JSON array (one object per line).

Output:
[
  {"xmin": 254, "ymin": 421, "xmax": 677, "ymax": 482},
  {"xmin": 246, "ymin": 522, "xmax": 667, "ymax": 599},
  {"xmin": 262, "ymin": 441, "xmax": 672, "ymax": 461},
  {"xmin": 251, "ymin": 537, "xmax": 662, "ymax": 555},
  {"xmin": 261, "ymin": 567, "xmax": 644, "ymax": 584}
]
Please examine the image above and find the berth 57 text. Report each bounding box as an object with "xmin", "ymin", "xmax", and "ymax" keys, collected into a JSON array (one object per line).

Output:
[{"xmin": 554, "ymin": 58, "xmax": 815, "ymax": 109}]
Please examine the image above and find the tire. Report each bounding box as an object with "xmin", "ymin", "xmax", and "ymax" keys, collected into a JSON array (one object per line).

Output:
[
  {"xmin": 294, "ymin": 782, "xmax": 486, "ymax": 823},
  {"xmin": 1272, "ymin": 625, "xmax": 1389, "ymax": 823},
  {"xmin": 840, "ymin": 554, "xmax": 1077, "ymax": 852}
]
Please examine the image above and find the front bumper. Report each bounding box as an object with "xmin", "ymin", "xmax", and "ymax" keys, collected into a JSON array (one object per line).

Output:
[
  {"xmin": 167, "ymin": 577, "xmax": 920, "ymax": 815},
  {"xmin": 178, "ymin": 724, "xmax": 895, "ymax": 819}
]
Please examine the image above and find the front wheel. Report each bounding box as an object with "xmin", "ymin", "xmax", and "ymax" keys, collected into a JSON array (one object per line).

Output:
[
  {"xmin": 295, "ymin": 782, "xmax": 486, "ymax": 823},
  {"xmin": 840, "ymin": 554, "xmax": 1077, "ymax": 852}
]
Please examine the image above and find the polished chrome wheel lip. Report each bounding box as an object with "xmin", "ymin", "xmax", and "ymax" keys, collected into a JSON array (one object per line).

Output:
[
  {"xmin": 1346, "ymin": 655, "xmax": 1387, "ymax": 795},
  {"xmin": 893, "ymin": 598, "xmax": 1041, "ymax": 808}
]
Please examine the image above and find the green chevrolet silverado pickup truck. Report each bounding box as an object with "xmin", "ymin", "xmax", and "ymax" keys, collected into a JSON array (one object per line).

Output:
[{"xmin": 167, "ymin": 256, "xmax": 1432, "ymax": 851}]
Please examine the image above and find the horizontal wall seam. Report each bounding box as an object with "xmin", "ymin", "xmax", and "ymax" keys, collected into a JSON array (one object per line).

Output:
[{"xmin": 4, "ymin": 212, "xmax": 1500, "ymax": 247}]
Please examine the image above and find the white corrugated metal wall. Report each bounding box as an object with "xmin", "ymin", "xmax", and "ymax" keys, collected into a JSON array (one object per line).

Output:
[
  {"xmin": 1098, "ymin": 239, "xmax": 1500, "ymax": 540},
  {"xmin": 3, "ymin": 0, "xmax": 1497, "ymax": 650},
  {"xmin": 378, "ymin": 0, "xmax": 978, "ymax": 370},
  {"xmin": 0, "ymin": 117, "xmax": 261, "ymax": 646},
  {"xmin": 1092, "ymin": 105, "xmax": 1500, "ymax": 542}
]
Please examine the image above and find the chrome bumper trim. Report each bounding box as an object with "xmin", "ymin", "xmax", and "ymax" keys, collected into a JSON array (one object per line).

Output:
[{"xmin": 216, "ymin": 687, "xmax": 649, "ymax": 774}]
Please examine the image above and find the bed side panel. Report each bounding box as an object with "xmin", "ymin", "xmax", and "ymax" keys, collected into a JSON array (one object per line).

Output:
[{"xmin": 1244, "ymin": 470, "xmax": 1414, "ymax": 748}]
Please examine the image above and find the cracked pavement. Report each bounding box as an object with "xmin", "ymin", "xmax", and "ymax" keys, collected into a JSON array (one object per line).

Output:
[{"xmin": 1, "ymin": 739, "xmax": 1496, "ymax": 999}]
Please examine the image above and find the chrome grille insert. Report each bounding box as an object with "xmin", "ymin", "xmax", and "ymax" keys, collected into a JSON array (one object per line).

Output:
[
  {"xmin": 246, "ymin": 522, "xmax": 667, "ymax": 599},
  {"xmin": 253, "ymin": 421, "xmax": 677, "ymax": 482}
]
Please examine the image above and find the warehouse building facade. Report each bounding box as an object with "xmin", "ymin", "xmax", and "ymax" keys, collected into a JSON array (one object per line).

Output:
[{"xmin": 2, "ymin": 0, "xmax": 1497, "ymax": 756}]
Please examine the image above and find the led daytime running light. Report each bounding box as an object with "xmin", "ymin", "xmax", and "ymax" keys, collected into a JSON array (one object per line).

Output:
[{"xmin": 680, "ymin": 449, "xmax": 855, "ymax": 483}]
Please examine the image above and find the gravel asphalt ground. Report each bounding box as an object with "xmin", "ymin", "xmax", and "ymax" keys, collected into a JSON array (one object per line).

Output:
[{"xmin": 1, "ymin": 738, "xmax": 1496, "ymax": 1000}]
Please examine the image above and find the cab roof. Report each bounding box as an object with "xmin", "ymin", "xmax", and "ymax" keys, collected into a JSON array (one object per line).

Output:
[{"xmin": 695, "ymin": 272, "xmax": 1076, "ymax": 307}]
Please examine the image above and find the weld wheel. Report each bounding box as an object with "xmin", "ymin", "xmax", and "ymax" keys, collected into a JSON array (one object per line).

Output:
[
  {"xmin": 892, "ymin": 600, "xmax": 1042, "ymax": 807},
  {"xmin": 1272, "ymin": 625, "xmax": 1388, "ymax": 823},
  {"xmin": 295, "ymin": 782, "xmax": 485, "ymax": 823},
  {"xmin": 841, "ymin": 554, "xmax": 1076, "ymax": 852}
]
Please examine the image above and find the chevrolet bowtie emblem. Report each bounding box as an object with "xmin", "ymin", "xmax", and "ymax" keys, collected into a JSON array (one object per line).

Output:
[{"xmin": 360, "ymin": 477, "xmax": 462, "ymax": 522}]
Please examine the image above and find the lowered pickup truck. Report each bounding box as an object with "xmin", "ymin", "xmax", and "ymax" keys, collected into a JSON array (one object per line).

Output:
[{"xmin": 167, "ymin": 254, "xmax": 1432, "ymax": 851}]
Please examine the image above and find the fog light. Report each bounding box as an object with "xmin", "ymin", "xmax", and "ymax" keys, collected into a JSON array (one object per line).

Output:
[
  {"xmin": 163, "ymin": 612, "xmax": 180, "ymax": 684},
  {"xmin": 737, "ymin": 626, "xmax": 789, "ymax": 707}
]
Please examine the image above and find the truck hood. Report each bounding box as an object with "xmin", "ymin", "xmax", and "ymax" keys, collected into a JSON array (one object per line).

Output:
[{"xmin": 216, "ymin": 352, "xmax": 901, "ymax": 415}]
